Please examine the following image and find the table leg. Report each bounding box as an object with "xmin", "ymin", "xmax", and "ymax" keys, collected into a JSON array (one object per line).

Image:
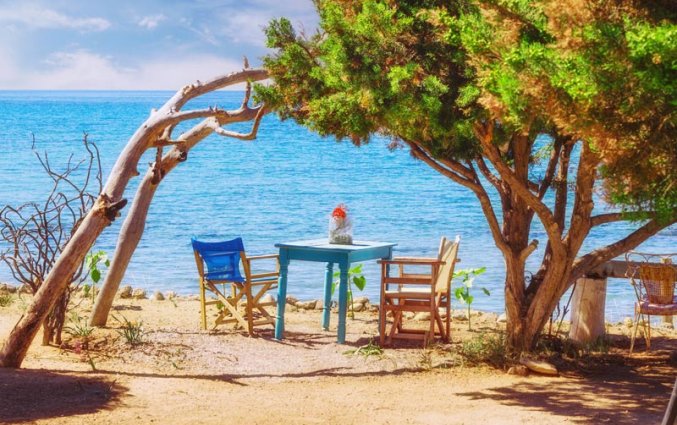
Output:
[
  {"xmin": 322, "ymin": 262, "xmax": 334, "ymax": 330},
  {"xmin": 275, "ymin": 253, "xmax": 289, "ymax": 340},
  {"xmin": 337, "ymin": 261, "xmax": 349, "ymax": 344}
]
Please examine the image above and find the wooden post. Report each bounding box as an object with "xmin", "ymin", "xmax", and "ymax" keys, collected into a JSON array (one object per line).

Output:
[{"xmin": 569, "ymin": 277, "xmax": 607, "ymax": 344}]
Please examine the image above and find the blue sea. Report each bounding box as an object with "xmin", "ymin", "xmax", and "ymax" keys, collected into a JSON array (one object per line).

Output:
[{"xmin": 0, "ymin": 91, "xmax": 674, "ymax": 321}]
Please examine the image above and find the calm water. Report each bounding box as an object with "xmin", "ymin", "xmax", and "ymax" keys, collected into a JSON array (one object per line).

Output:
[{"xmin": 0, "ymin": 91, "xmax": 674, "ymax": 321}]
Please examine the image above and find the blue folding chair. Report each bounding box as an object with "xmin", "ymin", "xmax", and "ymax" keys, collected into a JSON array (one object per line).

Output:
[{"xmin": 191, "ymin": 237, "xmax": 279, "ymax": 335}]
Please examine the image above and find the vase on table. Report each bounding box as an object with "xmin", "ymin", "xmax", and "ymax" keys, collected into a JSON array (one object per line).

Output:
[{"xmin": 328, "ymin": 204, "xmax": 353, "ymax": 245}]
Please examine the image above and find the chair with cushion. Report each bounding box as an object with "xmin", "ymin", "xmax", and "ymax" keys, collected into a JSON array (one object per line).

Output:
[
  {"xmin": 378, "ymin": 236, "xmax": 460, "ymax": 347},
  {"xmin": 628, "ymin": 260, "xmax": 677, "ymax": 352},
  {"xmin": 191, "ymin": 237, "xmax": 278, "ymax": 335}
]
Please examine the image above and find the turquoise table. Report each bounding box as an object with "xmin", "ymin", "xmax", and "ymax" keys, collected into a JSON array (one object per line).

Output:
[{"xmin": 274, "ymin": 239, "xmax": 396, "ymax": 344}]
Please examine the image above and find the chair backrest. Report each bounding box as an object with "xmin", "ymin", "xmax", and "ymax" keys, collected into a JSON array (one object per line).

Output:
[
  {"xmin": 639, "ymin": 263, "xmax": 676, "ymax": 304},
  {"xmin": 435, "ymin": 236, "xmax": 460, "ymax": 294},
  {"xmin": 191, "ymin": 237, "xmax": 246, "ymax": 283}
]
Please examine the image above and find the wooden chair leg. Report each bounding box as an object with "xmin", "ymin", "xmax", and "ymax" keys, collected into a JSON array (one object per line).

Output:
[
  {"xmin": 379, "ymin": 305, "xmax": 387, "ymax": 347},
  {"xmin": 245, "ymin": 284, "xmax": 255, "ymax": 336},
  {"xmin": 199, "ymin": 279, "xmax": 207, "ymax": 330}
]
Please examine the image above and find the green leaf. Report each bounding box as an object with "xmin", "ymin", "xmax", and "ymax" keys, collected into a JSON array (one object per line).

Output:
[
  {"xmin": 331, "ymin": 281, "xmax": 337, "ymax": 296},
  {"xmin": 454, "ymin": 287, "xmax": 466, "ymax": 302},
  {"xmin": 482, "ymin": 287, "xmax": 491, "ymax": 296},
  {"xmin": 91, "ymin": 269, "xmax": 101, "ymax": 284},
  {"xmin": 353, "ymin": 275, "xmax": 366, "ymax": 291}
]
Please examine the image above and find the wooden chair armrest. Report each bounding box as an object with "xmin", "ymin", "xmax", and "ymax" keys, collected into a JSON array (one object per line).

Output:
[
  {"xmin": 378, "ymin": 257, "xmax": 444, "ymax": 266},
  {"xmin": 246, "ymin": 254, "xmax": 279, "ymax": 261}
]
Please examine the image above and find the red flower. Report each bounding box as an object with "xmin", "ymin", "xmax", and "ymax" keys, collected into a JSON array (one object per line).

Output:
[{"xmin": 332, "ymin": 204, "xmax": 347, "ymax": 219}]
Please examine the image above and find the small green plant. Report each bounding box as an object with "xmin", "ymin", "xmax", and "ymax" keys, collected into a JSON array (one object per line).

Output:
[
  {"xmin": 64, "ymin": 311, "xmax": 95, "ymax": 349},
  {"xmin": 85, "ymin": 250, "xmax": 109, "ymax": 302},
  {"xmin": 0, "ymin": 293, "xmax": 14, "ymax": 307},
  {"xmin": 453, "ymin": 267, "xmax": 489, "ymax": 330},
  {"xmin": 331, "ymin": 263, "xmax": 367, "ymax": 319},
  {"xmin": 343, "ymin": 338, "xmax": 384, "ymax": 358},
  {"xmin": 114, "ymin": 314, "xmax": 144, "ymax": 346},
  {"xmin": 459, "ymin": 332, "xmax": 508, "ymax": 369}
]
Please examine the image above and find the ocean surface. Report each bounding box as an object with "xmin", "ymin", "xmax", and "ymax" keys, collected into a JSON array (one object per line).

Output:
[{"xmin": 0, "ymin": 90, "xmax": 674, "ymax": 322}]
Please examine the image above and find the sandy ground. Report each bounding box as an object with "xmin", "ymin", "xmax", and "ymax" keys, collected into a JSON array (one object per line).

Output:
[{"xmin": 0, "ymin": 293, "xmax": 675, "ymax": 424}]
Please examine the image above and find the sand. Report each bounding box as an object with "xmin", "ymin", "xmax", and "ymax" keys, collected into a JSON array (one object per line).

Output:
[{"xmin": 0, "ymin": 293, "xmax": 675, "ymax": 424}]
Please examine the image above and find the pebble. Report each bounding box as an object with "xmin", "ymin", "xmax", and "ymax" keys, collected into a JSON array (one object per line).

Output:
[
  {"xmin": 296, "ymin": 300, "xmax": 317, "ymax": 310},
  {"xmin": 119, "ymin": 285, "xmax": 133, "ymax": 299},
  {"xmin": 414, "ymin": 312, "xmax": 431, "ymax": 321},
  {"xmin": 0, "ymin": 283, "xmax": 17, "ymax": 293},
  {"xmin": 132, "ymin": 288, "xmax": 147, "ymax": 300},
  {"xmin": 165, "ymin": 291, "xmax": 177, "ymax": 300},
  {"xmin": 286, "ymin": 296, "xmax": 299, "ymax": 306},
  {"xmin": 152, "ymin": 291, "xmax": 165, "ymax": 301},
  {"xmin": 520, "ymin": 358, "xmax": 558, "ymax": 376}
]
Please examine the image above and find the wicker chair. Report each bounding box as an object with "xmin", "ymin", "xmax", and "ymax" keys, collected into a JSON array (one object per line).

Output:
[{"xmin": 628, "ymin": 260, "xmax": 677, "ymax": 353}]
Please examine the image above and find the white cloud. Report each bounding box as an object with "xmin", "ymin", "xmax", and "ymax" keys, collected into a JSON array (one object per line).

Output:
[
  {"xmin": 0, "ymin": 49, "xmax": 249, "ymax": 90},
  {"xmin": 0, "ymin": 4, "xmax": 110, "ymax": 31},
  {"xmin": 138, "ymin": 14, "xmax": 165, "ymax": 30}
]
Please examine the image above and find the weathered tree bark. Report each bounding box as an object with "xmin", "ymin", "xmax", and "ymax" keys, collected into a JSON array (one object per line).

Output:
[
  {"xmin": 0, "ymin": 67, "xmax": 268, "ymax": 368},
  {"xmin": 89, "ymin": 80, "xmax": 267, "ymax": 326}
]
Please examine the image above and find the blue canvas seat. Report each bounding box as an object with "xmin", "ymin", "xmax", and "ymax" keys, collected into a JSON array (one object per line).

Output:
[{"xmin": 191, "ymin": 237, "xmax": 278, "ymax": 335}]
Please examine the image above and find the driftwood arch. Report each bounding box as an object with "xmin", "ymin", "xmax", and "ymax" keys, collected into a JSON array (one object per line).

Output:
[{"xmin": 0, "ymin": 65, "xmax": 268, "ymax": 368}]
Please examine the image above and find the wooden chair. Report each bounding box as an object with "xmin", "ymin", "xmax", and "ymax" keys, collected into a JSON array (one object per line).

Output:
[
  {"xmin": 378, "ymin": 236, "xmax": 460, "ymax": 347},
  {"xmin": 191, "ymin": 237, "xmax": 278, "ymax": 335},
  {"xmin": 628, "ymin": 261, "xmax": 677, "ymax": 352}
]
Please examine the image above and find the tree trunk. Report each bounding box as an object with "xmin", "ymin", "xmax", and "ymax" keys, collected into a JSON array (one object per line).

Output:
[
  {"xmin": 89, "ymin": 173, "xmax": 158, "ymax": 326},
  {"xmin": 0, "ymin": 68, "xmax": 267, "ymax": 368},
  {"xmin": 89, "ymin": 87, "xmax": 266, "ymax": 327},
  {"xmin": 0, "ymin": 208, "xmax": 114, "ymax": 367}
]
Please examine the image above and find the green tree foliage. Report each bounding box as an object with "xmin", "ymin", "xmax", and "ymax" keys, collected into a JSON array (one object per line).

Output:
[{"xmin": 258, "ymin": 0, "xmax": 676, "ymax": 351}]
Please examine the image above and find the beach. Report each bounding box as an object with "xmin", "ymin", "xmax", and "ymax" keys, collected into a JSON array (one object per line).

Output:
[{"xmin": 1, "ymin": 289, "xmax": 675, "ymax": 424}]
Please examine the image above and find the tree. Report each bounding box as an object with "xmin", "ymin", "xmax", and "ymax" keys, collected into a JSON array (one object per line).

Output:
[
  {"xmin": 0, "ymin": 136, "xmax": 101, "ymax": 345},
  {"xmin": 88, "ymin": 68, "xmax": 266, "ymax": 326},
  {"xmin": 0, "ymin": 66, "xmax": 267, "ymax": 368},
  {"xmin": 258, "ymin": 0, "xmax": 676, "ymax": 351}
]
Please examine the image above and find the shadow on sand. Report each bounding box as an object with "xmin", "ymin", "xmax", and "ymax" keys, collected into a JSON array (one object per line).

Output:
[{"xmin": 0, "ymin": 368, "xmax": 127, "ymax": 423}]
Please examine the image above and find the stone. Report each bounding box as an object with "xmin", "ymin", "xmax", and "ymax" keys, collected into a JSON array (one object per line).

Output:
[
  {"xmin": 260, "ymin": 294, "xmax": 276, "ymax": 305},
  {"xmin": 165, "ymin": 291, "xmax": 177, "ymax": 300},
  {"xmin": 296, "ymin": 300, "xmax": 317, "ymax": 310},
  {"xmin": 152, "ymin": 291, "xmax": 165, "ymax": 301},
  {"xmin": 482, "ymin": 312, "xmax": 499, "ymax": 323},
  {"xmin": 520, "ymin": 358, "xmax": 558, "ymax": 376},
  {"xmin": 507, "ymin": 365, "xmax": 529, "ymax": 376},
  {"xmin": 453, "ymin": 312, "xmax": 468, "ymax": 321},
  {"xmin": 132, "ymin": 288, "xmax": 147, "ymax": 300},
  {"xmin": 286, "ymin": 296, "xmax": 299, "ymax": 306},
  {"xmin": 414, "ymin": 312, "xmax": 431, "ymax": 321},
  {"xmin": 353, "ymin": 296, "xmax": 369, "ymax": 305},
  {"xmin": 369, "ymin": 305, "xmax": 379, "ymax": 313},
  {"xmin": 0, "ymin": 283, "xmax": 17, "ymax": 293},
  {"xmin": 497, "ymin": 313, "xmax": 507, "ymax": 323},
  {"xmin": 352, "ymin": 302, "xmax": 366, "ymax": 312},
  {"xmin": 119, "ymin": 285, "xmax": 133, "ymax": 299}
]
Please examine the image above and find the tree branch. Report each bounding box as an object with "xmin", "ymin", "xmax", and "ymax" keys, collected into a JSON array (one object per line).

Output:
[
  {"xmin": 590, "ymin": 213, "xmax": 624, "ymax": 227},
  {"xmin": 474, "ymin": 121, "xmax": 565, "ymax": 256},
  {"xmin": 571, "ymin": 218, "xmax": 677, "ymax": 280}
]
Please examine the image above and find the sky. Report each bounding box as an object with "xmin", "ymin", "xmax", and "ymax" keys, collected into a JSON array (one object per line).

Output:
[{"xmin": 0, "ymin": 0, "xmax": 318, "ymax": 90}]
